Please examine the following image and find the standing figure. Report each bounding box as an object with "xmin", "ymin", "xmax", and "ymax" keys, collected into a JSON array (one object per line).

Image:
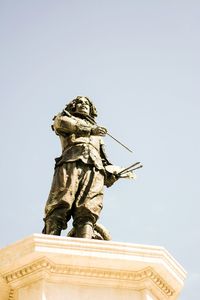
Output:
[{"xmin": 42, "ymin": 96, "xmax": 116, "ymax": 239}]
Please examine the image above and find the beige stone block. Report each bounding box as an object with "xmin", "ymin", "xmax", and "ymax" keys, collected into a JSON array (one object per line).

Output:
[{"xmin": 0, "ymin": 234, "xmax": 186, "ymax": 300}]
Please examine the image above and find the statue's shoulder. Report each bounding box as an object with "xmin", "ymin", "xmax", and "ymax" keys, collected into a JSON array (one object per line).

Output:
[
  {"xmin": 54, "ymin": 110, "xmax": 71, "ymax": 119},
  {"xmin": 53, "ymin": 111, "xmax": 78, "ymax": 123}
]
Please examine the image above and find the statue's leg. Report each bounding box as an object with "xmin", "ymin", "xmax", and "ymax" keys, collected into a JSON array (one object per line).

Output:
[
  {"xmin": 44, "ymin": 216, "xmax": 62, "ymax": 235},
  {"xmin": 42, "ymin": 162, "xmax": 79, "ymax": 235},
  {"xmin": 73, "ymin": 217, "xmax": 94, "ymax": 239},
  {"xmin": 43, "ymin": 207, "xmax": 69, "ymax": 236},
  {"xmin": 72, "ymin": 164, "xmax": 104, "ymax": 239}
]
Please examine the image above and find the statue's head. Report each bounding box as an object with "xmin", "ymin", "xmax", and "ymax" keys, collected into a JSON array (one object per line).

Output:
[{"xmin": 65, "ymin": 96, "xmax": 98, "ymax": 118}]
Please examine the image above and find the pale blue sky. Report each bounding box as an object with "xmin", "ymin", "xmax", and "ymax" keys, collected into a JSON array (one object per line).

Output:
[{"xmin": 0, "ymin": 1, "xmax": 200, "ymax": 299}]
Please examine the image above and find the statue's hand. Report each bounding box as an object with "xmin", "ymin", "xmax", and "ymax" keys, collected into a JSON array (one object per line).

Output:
[
  {"xmin": 91, "ymin": 126, "xmax": 107, "ymax": 136},
  {"xmin": 104, "ymin": 173, "xmax": 118, "ymax": 188}
]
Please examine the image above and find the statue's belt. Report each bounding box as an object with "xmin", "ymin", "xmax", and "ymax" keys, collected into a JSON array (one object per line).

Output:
[{"xmin": 64, "ymin": 141, "xmax": 100, "ymax": 152}]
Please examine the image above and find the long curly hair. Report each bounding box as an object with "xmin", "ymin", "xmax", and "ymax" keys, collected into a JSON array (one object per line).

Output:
[{"xmin": 64, "ymin": 96, "xmax": 98, "ymax": 119}]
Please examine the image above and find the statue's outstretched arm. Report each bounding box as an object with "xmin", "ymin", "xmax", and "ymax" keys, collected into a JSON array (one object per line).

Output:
[{"xmin": 53, "ymin": 113, "xmax": 94, "ymax": 135}]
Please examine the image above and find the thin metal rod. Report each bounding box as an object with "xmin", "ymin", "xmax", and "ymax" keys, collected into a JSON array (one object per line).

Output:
[
  {"xmin": 84, "ymin": 115, "xmax": 133, "ymax": 153},
  {"xmin": 107, "ymin": 132, "xmax": 133, "ymax": 153},
  {"xmin": 118, "ymin": 162, "xmax": 141, "ymax": 175},
  {"xmin": 125, "ymin": 165, "xmax": 143, "ymax": 172}
]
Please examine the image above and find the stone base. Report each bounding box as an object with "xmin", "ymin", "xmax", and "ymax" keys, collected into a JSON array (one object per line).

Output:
[{"xmin": 0, "ymin": 234, "xmax": 186, "ymax": 300}]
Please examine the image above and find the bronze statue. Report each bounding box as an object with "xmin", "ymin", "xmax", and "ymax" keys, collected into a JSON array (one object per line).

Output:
[{"xmin": 42, "ymin": 96, "xmax": 141, "ymax": 239}]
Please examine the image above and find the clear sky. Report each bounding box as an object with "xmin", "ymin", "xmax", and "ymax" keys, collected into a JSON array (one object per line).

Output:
[{"xmin": 0, "ymin": 1, "xmax": 199, "ymax": 299}]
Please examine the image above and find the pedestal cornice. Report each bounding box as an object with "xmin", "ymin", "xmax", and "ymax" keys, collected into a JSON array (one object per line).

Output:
[{"xmin": 0, "ymin": 234, "xmax": 186, "ymax": 300}]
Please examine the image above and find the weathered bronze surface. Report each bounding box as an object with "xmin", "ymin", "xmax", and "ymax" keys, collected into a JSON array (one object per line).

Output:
[{"xmin": 42, "ymin": 96, "xmax": 138, "ymax": 239}]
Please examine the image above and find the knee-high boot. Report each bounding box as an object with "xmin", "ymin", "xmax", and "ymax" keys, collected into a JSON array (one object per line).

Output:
[
  {"xmin": 43, "ymin": 218, "xmax": 62, "ymax": 236},
  {"xmin": 75, "ymin": 221, "xmax": 94, "ymax": 239}
]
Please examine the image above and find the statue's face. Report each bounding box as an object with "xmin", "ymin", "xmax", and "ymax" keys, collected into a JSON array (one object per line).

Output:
[{"xmin": 75, "ymin": 97, "xmax": 90, "ymax": 116}]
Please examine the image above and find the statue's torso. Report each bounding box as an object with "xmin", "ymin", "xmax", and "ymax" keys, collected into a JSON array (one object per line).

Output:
[{"xmin": 54, "ymin": 114, "xmax": 105, "ymax": 170}]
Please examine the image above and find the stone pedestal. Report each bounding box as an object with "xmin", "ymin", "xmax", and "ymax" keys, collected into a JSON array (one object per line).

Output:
[{"xmin": 0, "ymin": 234, "xmax": 186, "ymax": 300}]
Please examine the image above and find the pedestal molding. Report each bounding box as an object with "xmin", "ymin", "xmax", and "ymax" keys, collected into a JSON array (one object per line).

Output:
[
  {"xmin": 0, "ymin": 234, "xmax": 186, "ymax": 282},
  {"xmin": 4, "ymin": 257, "xmax": 175, "ymax": 297},
  {"xmin": 0, "ymin": 234, "xmax": 186, "ymax": 300},
  {"xmin": 8, "ymin": 289, "xmax": 14, "ymax": 300}
]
